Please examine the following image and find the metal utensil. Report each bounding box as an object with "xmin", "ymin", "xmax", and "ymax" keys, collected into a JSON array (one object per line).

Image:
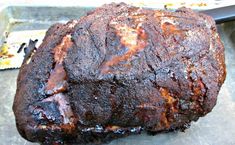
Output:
[{"xmin": 201, "ymin": 5, "xmax": 235, "ymax": 24}]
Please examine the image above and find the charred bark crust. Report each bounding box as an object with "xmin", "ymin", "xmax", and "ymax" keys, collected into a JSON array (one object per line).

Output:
[{"xmin": 13, "ymin": 3, "xmax": 226, "ymax": 144}]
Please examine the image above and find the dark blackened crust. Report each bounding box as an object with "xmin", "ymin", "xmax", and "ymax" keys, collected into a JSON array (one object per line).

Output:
[
  {"xmin": 13, "ymin": 21, "xmax": 78, "ymax": 142},
  {"xmin": 13, "ymin": 3, "xmax": 226, "ymax": 144}
]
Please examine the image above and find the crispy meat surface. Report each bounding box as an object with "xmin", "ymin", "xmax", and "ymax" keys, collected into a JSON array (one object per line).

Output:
[{"xmin": 13, "ymin": 3, "xmax": 226, "ymax": 144}]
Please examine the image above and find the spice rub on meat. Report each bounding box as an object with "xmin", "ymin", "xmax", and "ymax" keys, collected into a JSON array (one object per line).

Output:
[{"xmin": 13, "ymin": 3, "xmax": 226, "ymax": 144}]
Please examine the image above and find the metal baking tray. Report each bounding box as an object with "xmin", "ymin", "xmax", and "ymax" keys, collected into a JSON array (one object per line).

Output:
[{"xmin": 0, "ymin": 5, "xmax": 235, "ymax": 145}]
